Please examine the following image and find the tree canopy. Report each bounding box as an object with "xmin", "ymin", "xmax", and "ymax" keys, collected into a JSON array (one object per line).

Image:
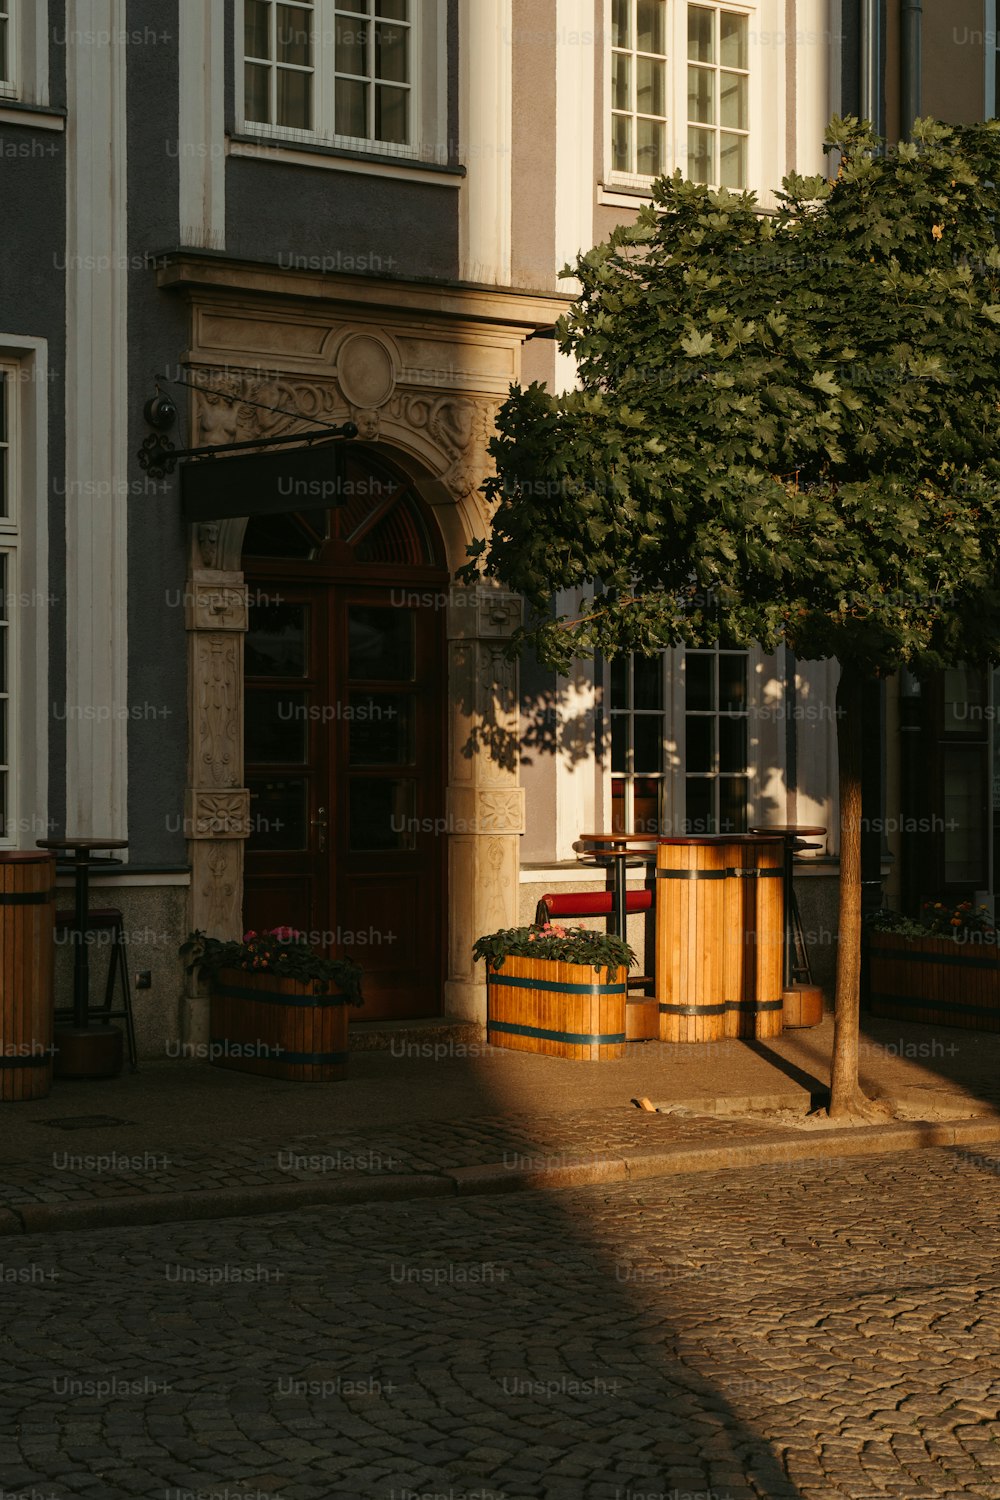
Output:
[{"xmin": 465, "ymin": 117, "xmax": 1000, "ymax": 679}]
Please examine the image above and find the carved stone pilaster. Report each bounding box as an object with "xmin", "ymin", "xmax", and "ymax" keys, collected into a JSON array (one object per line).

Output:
[{"xmin": 183, "ymin": 574, "xmax": 249, "ymax": 1046}]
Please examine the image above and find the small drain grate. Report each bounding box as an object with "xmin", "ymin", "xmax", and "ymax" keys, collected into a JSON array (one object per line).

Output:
[{"xmin": 36, "ymin": 1115, "xmax": 133, "ymax": 1130}]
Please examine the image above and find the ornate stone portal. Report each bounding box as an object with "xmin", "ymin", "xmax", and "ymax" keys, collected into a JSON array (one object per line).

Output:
[{"xmin": 164, "ymin": 260, "xmax": 567, "ymax": 1039}]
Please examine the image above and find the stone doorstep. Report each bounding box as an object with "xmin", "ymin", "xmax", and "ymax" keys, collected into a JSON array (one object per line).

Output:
[{"xmin": 348, "ymin": 1016, "xmax": 483, "ymax": 1052}]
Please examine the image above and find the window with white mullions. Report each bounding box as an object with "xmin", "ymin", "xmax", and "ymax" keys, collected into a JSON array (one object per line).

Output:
[
  {"xmin": 0, "ymin": 2, "xmax": 13, "ymax": 94},
  {"xmin": 608, "ymin": 643, "xmax": 754, "ymax": 835},
  {"xmin": 683, "ymin": 644, "xmax": 750, "ymax": 834},
  {"xmin": 687, "ymin": 3, "xmax": 749, "ymax": 189},
  {"xmin": 611, "ymin": 0, "xmax": 669, "ymax": 178},
  {"xmin": 335, "ymin": 0, "xmax": 411, "ymax": 145},
  {"xmin": 244, "ymin": 0, "xmax": 315, "ymax": 131}
]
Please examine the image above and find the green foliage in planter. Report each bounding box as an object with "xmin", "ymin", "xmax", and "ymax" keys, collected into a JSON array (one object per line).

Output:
[
  {"xmin": 473, "ymin": 922, "xmax": 635, "ymax": 974},
  {"xmin": 867, "ymin": 903, "xmax": 997, "ymax": 943},
  {"xmin": 180, "ymin": 928, "xmax": 363, "ymax": 1003}
]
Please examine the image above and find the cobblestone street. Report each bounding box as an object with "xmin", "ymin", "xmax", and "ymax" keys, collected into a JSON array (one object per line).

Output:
[{"xmin": 4, "ymin": 1148, "xmax": 1000, "ymax": 1499}]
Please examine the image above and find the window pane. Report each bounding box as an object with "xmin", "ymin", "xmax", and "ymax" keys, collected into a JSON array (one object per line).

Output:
[
  {"xmin": 245, "ymin": 603, "xmax": 308, "ymax": 678},
  {"xmin": 720, "ymin": 11, "xmax": 748, "ymax": 68},
  {"xmin": 245, "ymin": 62, "xmax": 271, "ymax": 123},
  {"xmin": 720, "ymin": 72, "xmax": 747, "ymax": 130},
  {"xmin": 336, "ymin": 16, "xmax": 368, "ymax": 73},
  {"xmin": 636, "ymin": 118, "xmax": 664, "ymax": 175},
  {"xmin": 719, "ymin": 716, "xmax": 747, "ymax": 773},
  {"xmin": 611, "ymin": 715, "xmax": 627, "ymax": 772},
  {"xmin": 719, "ymin": 132, "xmax": 746, "ymax": 188},
  {"xmin": 0, "ymin": 371, "xmax": 6, "ymax": 519},
  {"xmin": 336, "ymin": 77, "xmax": 369, "ymax": 135},
  {"xmin": 277, "ymin": 68, "xmax": 311, "ymax": 128},
  {"xmin": 634, "ymin": 716, "xmax": 664, "ymax": 773},
  {"xmin": 338, "ymin": 0, "xmax": 371, "ymax": 12},
  {"xmin": 245, "ymin": 0, "xmax": 271, "ymax": 58},
  {"xmin": 637, "ymin": 56, "xmax": 665, "ymax": 116},
  {"xmin": 0, "ymin": 18, "xmax": 7, "ymax": 83},
  {"xmin": 944, "ymin": 748, "xmax": 987, "ymax": 884},
  {"xmin": 688, "ymin": 126, "xmax": 713, "ymax": 182},
  {"xmin": 685, "ymin": 778, "xmax": 713, "ymax": 834},
  {"xmin": 248, "ymin": 778, "xmax": 308, "ymax": 851},
  {"xmin": 610, "ymin": 656, "xmax": 629, "ymax": 709},
  {"xmin": 686, "ymin": 716, "xmax": 714, "ymax": 773},
  {"xmin": 612, "ymin": 0, "xmax": 631, "ymax": 48},
  {"xmin": 634, "ymin": 778, "xmax": 661, "ymax": 834},
  {"xmin": 348, "ymin": 778, "xmax": 416, "ymax": 850},
  {"xmin": 688, "ymin": 65, "xmax": 714, "ymax": 124},
  {"xmin": 719, "ymin": 653, "xmax": 747, "ymax": 710},
  {"xmin": 375, "ymin": 22, "xmax": 408, "ymax": 82},
  {"xmin": 633, "ymin": 653, "xmax": 663, "ymax": 710},
  {"xmin": 349, "ymin": 694, "xmax": 413, "ymax": 766},
  {"xmin": 246, "ymin": 692, "xmax": 308, "ymax": 764},
  {"xmin": 719, "ymin": 776, "xmax": 748, "ymax": 835},
  {"xmin": 277, "ymin": 5, "xmax": 312, "ymax": 64},
  {"xmin": 686, "ymin": 653, "xmax": 714, "ymax": 711},
  {"xmin": 376, "ymin": 83, "xmax": 409, "ymax": 142},
  {"xmin": 613, "ymin": 51, "xmax": 631, "ymax": 111},
  {"xmin": 612, "ymin": 114, "xmax": 632, "ymax": 173},
  {"xmin": 688, "ymin": 5, "xmax": 714, "ymax": 62},
  {"xmin": 348, "ymin": 606, "xmax": 414, "ymax": 680},
  {"xmin": 377, "ymin": 0, "xmax": 408, "ymax": 17},
  {"xmin": 637, "ymin": 0, "xmax": 665, "ymax": 53}
]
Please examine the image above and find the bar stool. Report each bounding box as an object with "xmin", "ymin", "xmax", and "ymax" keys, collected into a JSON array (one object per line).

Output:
[
  {"xmin": 52, "ymin": 907, "xmax": 139, "ymax": 1072},
  {"xmin": 749, "ymin": 824, "xmax": 827, "ymax": 1027}
]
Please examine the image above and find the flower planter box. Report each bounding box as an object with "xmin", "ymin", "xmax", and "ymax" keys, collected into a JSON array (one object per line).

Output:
[
  {"xmin": 486, "ymin": 956, "xmax": 627, "ymax": 1061},
  {"xmin": 868, "ymin": 933, "xmax": 1000, "ymax": 1031},
  {"xmin": 209, "ymin": 968, "xmax": 351, "ymax": 1080}
]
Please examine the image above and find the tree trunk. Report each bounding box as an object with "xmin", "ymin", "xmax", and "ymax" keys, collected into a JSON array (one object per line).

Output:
[{"xmin": 828, "ymin": 662, "xmax": 887, "ymax": 1120}]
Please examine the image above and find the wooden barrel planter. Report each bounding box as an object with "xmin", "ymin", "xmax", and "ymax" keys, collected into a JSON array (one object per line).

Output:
[
  {"xmin": 655, "ymin": 836, "xmax": 784, "ymax": 1043},
  {"xmin": 209, "ymin": 968, "xmax": 351, "ymax": 1081},
  {"xmin": 486, "ymin": 956, "xmax": 627, "ymax": 1061},
  {"xmin": 0, "ymin": 853, "xmax": 56, "ymax": 1101},
  {"xmin": 868, "ymin": 933, "xmax": 1000, "ymax": 1030}
]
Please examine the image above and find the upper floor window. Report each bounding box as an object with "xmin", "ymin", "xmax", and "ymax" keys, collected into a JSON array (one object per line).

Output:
[
  {"xmin": 242, "ymin": 0, "xmax": 415, "ymax": 150},
  {"xmin": 0, "ymin": 2, "xmax": 15, "ymax": 97},
  {"xmin": 608, "ymin": 0, "xmax": 753, "ymax": 190}
]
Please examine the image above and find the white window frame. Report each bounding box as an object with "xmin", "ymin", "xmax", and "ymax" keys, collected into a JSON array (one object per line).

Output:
[
  {"xmin": 236, "ymin": 0, "xmax": 447, "ymax": 162},
  {"xmin": 604, "ymin": 0, "xmax": 763, "ymax": 199},
  {"xmin": 605, "ymin": 642, "xmax": 777, "ymax": 836},
  {"xmin": 0, "ymin": 339, "xmax": 48, "ymax": 852},
  {"xmin": 0, "ymin": 0, "xmax": 17, "ymax": 98}
]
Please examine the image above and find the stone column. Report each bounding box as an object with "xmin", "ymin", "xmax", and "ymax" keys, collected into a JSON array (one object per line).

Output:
[
  {"xmin": 444, "ymin": 585, "xmax": 525, "ymax": 1023},
  {"xmin": 180, "ymin": 570, "xmax": 250, "ymax": 1046}
]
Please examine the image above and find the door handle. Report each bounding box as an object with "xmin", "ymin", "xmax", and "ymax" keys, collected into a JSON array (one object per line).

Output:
[{"xmin": 311, "ymin": 806, "xmax": 328, "ymax": 853}]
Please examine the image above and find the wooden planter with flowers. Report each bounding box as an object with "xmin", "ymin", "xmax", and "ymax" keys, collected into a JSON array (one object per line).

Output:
[
  {"xmin": 475, "ymin": 923, "xmax": 632, "ymax": 1061},
  {"xmin": 181, "ymin": 928, "xmax": 363, "ymax": 1081},
  {"xmin": 867, "ymin": 902, "xmax": 1000, "ymax": 1032}
]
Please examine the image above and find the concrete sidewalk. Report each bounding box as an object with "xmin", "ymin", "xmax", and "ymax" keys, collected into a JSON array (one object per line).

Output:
[{"xmin": 2, "ymin": 1013, "xmax": 1000, "ymax": 1235}]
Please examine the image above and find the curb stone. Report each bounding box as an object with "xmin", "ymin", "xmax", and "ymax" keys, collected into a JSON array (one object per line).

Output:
[{"xmin": 5, "ymin": 1110, "xmax": 1000, "ymax": 1236}]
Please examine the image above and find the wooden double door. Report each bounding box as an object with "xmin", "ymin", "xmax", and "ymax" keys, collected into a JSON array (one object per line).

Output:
[{"xmin": 242, "ymin": 579, "xmax": 446, "ymax": 1019}]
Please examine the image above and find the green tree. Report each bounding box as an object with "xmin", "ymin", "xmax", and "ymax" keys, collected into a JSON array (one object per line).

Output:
[{"xmin": 464, "ymin": 118, "xmax": 1000, "ymax": 1118}]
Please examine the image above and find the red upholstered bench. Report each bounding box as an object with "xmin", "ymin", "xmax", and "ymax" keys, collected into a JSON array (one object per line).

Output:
[{"xmin": 534, "ymin": 889, "xmax": 653, "ymax": 923}]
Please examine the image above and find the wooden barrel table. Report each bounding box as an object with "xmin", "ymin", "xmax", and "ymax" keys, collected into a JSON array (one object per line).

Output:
[
  {"xmin": 0, "ymin": 852, "xmax": 56, "ymax": 1100},
  {"xmin": 654, "ymin": 835, "xmax": 784, "ymax": 1043}
]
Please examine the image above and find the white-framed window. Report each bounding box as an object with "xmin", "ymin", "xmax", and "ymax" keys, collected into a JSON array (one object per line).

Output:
[
  {"xmin": 0, "ymin": 1, "xmax": 16, "ymax": 98},
  {"xmin": 606, "ymin": 0, "xmax": 756, "ymax": 192},
  {"xmin": 239, "ymin": 0, "xmax": 440, "ymax": 158},
  {"xmin": 0, "ymin": 366, "xmax": 17, "ymax": 843},
  {"xmin": 608, "ymin": 643, "xmax": 765, "ymax": 835}
]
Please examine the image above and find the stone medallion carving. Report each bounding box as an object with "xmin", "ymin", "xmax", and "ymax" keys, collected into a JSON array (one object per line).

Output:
[{"xmin": 336, "ymin": 332, "xmax": 397, "ymax": 410}]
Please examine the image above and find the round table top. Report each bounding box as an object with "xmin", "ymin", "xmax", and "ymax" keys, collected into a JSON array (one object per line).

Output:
[
  {"xmin": 748, "ymin": 825, "xmax": 827, "ymax": 837},
  {"xmin": 578, "ymin": 832, "xmax": 785, "ymax": 845},
  {"xmin": 0, "ymin": 850, "xmax": 56, "ymax": 862},
  {"xmin": 37, "ymin": 837, "xmax": 129, "ymax": 852}
]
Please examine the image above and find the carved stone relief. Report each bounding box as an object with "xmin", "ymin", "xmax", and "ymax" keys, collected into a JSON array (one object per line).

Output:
[
  {"xmin": 186, "ymin": 789, "xmax": 251, "ymax": 839},
  {"xmin": 193, "ymin": 635, "xmax": 242, "ymax": 789}
]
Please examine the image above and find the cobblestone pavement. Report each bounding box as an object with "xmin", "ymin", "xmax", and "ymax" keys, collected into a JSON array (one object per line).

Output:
[
  {"xmin": 0, "ymin": 1107, "xmax": 772, "ymax": 1206},
  {"xmin": 4, "ymin": 1147, "xmax": 1000, "ymax": 1499}
]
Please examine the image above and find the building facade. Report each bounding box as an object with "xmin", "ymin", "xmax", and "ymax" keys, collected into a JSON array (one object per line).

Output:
[{"xmin": 5, "ymin": 1, "xmax": 989, "ymax": 1053}]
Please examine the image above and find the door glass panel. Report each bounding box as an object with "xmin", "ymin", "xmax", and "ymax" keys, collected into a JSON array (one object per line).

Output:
[
  {"xmin": 349, "ymin": 777, "xmax": 416, "ymax": 850},
  {"xmin": 719, "ymin": 715, "xmax": 747, "ymax": 773},
  {"xmin": 611, "ymin": 716, "xmax": 627, "ymax": 772},
  {"xmin": 686, "ymin": 716, "xmax": 714, "ymax": 772},
  {"xmin": 348, "ymin": 605, "xmax": 414, "ymax": 679},
  {"xmin": 633, "ymin": 716, "xmax": 664, "ymax": 772},
  {"xmin": 349, "ymin": 693, "xmax": 413, "ymax": 765},
  {"xmin": 943, "ymin": 747, "xmax": 986, "ymax": 884},
  {"xmin": 245, "ymin": 603, "xmax": 308, "ymax": 677},
  {"xmin": 719, "ymin": 653, "xmax": 747, "ymax": 710},
  {"xmin": 246, "ymin": 691, "xmax": 308, "ymax": 764},
  {"xmin": 248, "ymin": 778, "xmax": 308, "ymax": 850},
  {"xmin": 719, "ymin": 775, "xmax": 749, "ymax": 835},
  {"xmin": 633, "ymin": 653, "xmax": 663, "ymax": 710},
  {"xmin": 610, "ymin": 655, "xmax": 629, "ymax": 709},
  {"xmin": 685, "ymin": 778, "xmax": 713, "ymax": 834},
  {"xmin": 634, "ymin": 776, "xmax": 661, "ymax": 835}
]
